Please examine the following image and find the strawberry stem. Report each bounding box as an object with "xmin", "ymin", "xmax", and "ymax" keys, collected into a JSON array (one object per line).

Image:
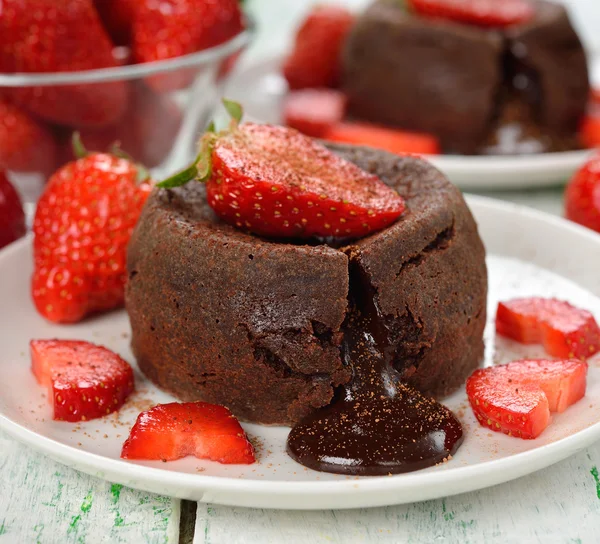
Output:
[
  {"xmin": 157, "ymin": 98, "xmax": 243, "ymax": 189},
  {"xmin": 157, "ymin": 162, "xmax": 200, "ymax": 189},
  {"xmin": 72, "ymin": 132, "xmax": 88, "ymax": 159}
]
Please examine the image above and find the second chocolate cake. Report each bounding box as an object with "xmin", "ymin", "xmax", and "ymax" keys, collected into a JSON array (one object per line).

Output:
[
  {"xmin": 126, "ymin": 145, "xmax": 487, "ymax": 425},
  {"xmin": 342, "ymin": 0, "xmax": 589, "ymax": 154}
]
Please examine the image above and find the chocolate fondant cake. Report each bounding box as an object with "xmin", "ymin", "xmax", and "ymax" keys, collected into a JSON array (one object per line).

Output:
[
  {"xmin": 126, "ymin": 145, "xmax": 487, "ymax": 426},
  {"xmin": 342, "ymin": 0, "xmax": 589, "ymax": 154}
]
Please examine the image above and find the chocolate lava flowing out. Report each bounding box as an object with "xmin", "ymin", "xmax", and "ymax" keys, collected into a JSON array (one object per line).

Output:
[{"xmin": 287, "ymin": 263, "xmax": 463, "ymax": 475}]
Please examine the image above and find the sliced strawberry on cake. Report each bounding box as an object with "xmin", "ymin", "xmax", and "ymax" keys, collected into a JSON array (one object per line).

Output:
[
  {"xmin": 31, "ymin": 339, "xmax": 135, "ymax": 422},
  {"xmin": 407, "ymin": 0, "xmax": 535, "ymax": 28},
  {"xmin": 121, "ymin": 402, "xmax": 255, "ymax": 464},
  {"xmin": 496, "ymin": 297, "xmax": 600, "ymax": 359},
  {"xmin": 467, "ymin": 358, "xmax": 588, "ymax": 439},
  {"xmin": 158, "ymin": 100, "xmax": 405, "ymax": 239}
]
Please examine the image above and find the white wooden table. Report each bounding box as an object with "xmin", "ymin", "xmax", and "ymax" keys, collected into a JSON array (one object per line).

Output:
[{"xmin": 3, "ymin": 1, "xmax": 600, "ymax": 542}]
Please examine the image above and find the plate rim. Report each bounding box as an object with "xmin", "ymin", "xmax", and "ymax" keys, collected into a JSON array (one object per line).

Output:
[{"xmin": 3, "ymin": 195, "xmax": 600, "ymax": 508}]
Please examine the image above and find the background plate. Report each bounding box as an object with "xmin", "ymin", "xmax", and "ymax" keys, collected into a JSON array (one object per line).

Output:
[{"xmin": 2, "ymin": 197, "xmax": 600, "ymax": 509}]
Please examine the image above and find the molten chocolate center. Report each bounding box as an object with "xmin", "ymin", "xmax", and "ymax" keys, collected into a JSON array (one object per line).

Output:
[{"xmin": 286, "ymin": 266, "xmax": 463, "ymax": 475}]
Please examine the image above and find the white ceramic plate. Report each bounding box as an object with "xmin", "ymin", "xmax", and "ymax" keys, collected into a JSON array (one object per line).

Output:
[
  {"xmin": 222, "ymin": 55, "xmax": 600, "ymax": 190},
  {"xmin": 2, "ymin": 196, "xmax": 600, "ymax": 510}
]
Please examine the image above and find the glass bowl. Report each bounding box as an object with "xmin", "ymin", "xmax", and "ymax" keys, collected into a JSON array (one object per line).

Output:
[{"xmin": 0, "ymin": 18, "xmax": 254, "ymax": 206}]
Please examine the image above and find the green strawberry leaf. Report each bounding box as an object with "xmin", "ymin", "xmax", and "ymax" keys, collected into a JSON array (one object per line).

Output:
[
  {"xmin": 222, "ymin": 98, "xmax": 244, "ymax": 125},
  {"xmin": 157, "ymin": 163, "xmax": 199, "ymax": 188},
  {"xmin": 157, "ymin": 99, "xmax": 241, "ymax": 189}
]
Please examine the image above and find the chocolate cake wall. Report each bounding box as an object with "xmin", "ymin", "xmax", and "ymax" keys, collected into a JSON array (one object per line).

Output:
[{"xmin": 126, "ymin": 145, "xmax": 487, "ymax": 425}]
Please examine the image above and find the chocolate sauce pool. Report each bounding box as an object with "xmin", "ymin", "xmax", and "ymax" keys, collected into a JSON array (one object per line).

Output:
[{"xmin": 286, "ymin": 270, "xmax": 463, "ymax": 476}]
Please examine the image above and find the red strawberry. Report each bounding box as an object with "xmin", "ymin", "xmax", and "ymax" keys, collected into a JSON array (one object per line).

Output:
[
  {"xmin": 565, "ymin": 153, "xmax": 600, "ymax": 232},
  {"xmin": 283, "ymin": 89, "xmax": 347, "ymax": 138},
  {"xmin": 132, "ymin": 0, "xmax": 244, "ymax": 91},
  {"xmin": 64, "ymin": 83, "xmax": 182, "ymax": 168},
  {"xmin": 0, "ymin": 99, "xmax": 57, "ymax": 176},
  {"xmin": 467, "ymin": 358, "xmax": 587, "ymax": 439},
  {"xmin": 324, "ymin": 122, "xmax": 441, "ymax": 156},
  {"xmin": 158, "ymin": 101, "xmax": 405, "ymax": 239},
  {"xmin": 32, "ymin": 143, "xmax": 153, "ymax": 323},
  {"xmin": 496, "ymin": 297, "xmax": 600, "ymax": 360},
  {"xmin": 121, "ymin": 402, "xmax": 255, "ymax": 464},
  {"xmin": 407, "ymin": 0, "xmax": 535, "ymax": 28},
  {"xmin": 95, "ymin": 0, "xmax": 136, "ymax": 45},
  {"xmin": 31, "ymin": 339, "xmax": 135, "ymax": 422},
  {"xmin": 283, "ymin": 6, "xmax": 355, "ymax": 90},
  {"xmin": 580, "ymin": 114, "xmax": 600, "ymax": 149},
  {"xmin": 0, "ymin": 171, "xmax": 26, "ymax": 249},
  {"xmin": 0, "ymin": 0, "xmax": 128, "ymax": 127}
]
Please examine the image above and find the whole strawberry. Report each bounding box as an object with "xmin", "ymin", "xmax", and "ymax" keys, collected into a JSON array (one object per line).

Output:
[
  {"xmin": 565, "ymin": 153, "xmax": 600, "ymax": 233},
  {"xmin": 0, "ymin": 0, "xmax": 128, "ymax": 127},
  {"xmin": 0, "ymin": 171, "xmax": 26, "ymax": 250},
  {"xmin": 94, "ymin": 0, "xmax": 136, "ymax": 45},
  {"xmin": 0, "ymin": 99, "xmax": 57, "ymax": 176},
  {"xmin": 32, "ymin": 137, "xmax": 153, "ymax": 323},
  {"xmin": 132, "ymin": 0, "xmax": 244, "ymax": 91},
  {"xmin": 283, "ymin": 6, "xmax": 355, "ymax": 90},
  {"xmin": 159, "ymin": 100, "xmax": 405, "ymax": 239}
]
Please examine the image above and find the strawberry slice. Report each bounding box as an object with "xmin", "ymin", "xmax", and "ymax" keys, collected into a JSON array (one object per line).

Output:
[
  {"xmin": 31, "ymin": 339, "xmax": 135, "ymax": 422},
  {"xmin": 565, "ymin": 153, "xmax": 600, "ymax": 232},
  {"xmin": 467, "ymin": 359, "xmax": 587, "ymax": 439},
  {"xmin": 121, "ymin": 402, "xmax": 256, "ymax": 464},
  {"xmin": 283, "ymin": 6, "xmax": 355, "ymax": 90},
  {"xmin": 407, "ymin": 0, "xmax": 535, "ymax": 28},
  {"xmin": 283, "ymin": 89, "xmax": 347, "ymax": 138},
  {"xmin": 324, "ymin": 122, "xmax": 440, "ymax": 156},
  {"xmin": 496, "ymin": 297, "xmax": 600, "ymax": 360},
  {"xmin": 158, "ymin": 100, "xmax": 405, "ymax": 239}
]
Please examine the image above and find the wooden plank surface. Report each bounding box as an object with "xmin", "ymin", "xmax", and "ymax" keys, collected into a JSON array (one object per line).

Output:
[
  {"xmin": 194, "ymin": 441, "xmax": 600, "ymax": 544},
  {"xmin": 0, "ymin": 431, "xmax": 180, "ymax": 544}
]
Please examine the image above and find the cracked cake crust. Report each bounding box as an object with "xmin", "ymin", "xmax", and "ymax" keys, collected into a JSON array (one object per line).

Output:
[{"xmin": 125, "ymin": 145, "xmax": 487, "ymax": 425}]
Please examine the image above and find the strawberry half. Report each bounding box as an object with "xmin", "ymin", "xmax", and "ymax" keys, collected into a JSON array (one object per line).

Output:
[
  {"xmin": 283, "ymin": 6, "xmax": 355, "ymax": 90},
  {"xmin": 324, "ymin": 122, "xmax": 441, "ymax": 156},
  {"xmin": 158, "ymin": 100, "xmax": 405, "ymax": 239},
  {"xmin": 467, "ymin": 358, "xmax": 587, "ymax": 439},
  {"xmin": 283, "ymin": 89, "xmax": 348, "ymax": 138},
  {"xmin": 32, "ymin": 137, "xmax": 153, "ymax": 324},
  {"xmin": 407, "ymin": 0, "xmax": 535, "ymax": 28},
  {"xmin": 121, "ymin": 401, "xmax": 256, "ymax": 464},
  {"xmin": 565, "ymin": 153, "xmax": 600, "ymax": 232},
  {"xmin": 496, "ymin": 297, "xmax": 600, "ymax": 360},
  {"xmin": 31, "ymin": 339, "xmax": 135, "ymax": 422}
]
